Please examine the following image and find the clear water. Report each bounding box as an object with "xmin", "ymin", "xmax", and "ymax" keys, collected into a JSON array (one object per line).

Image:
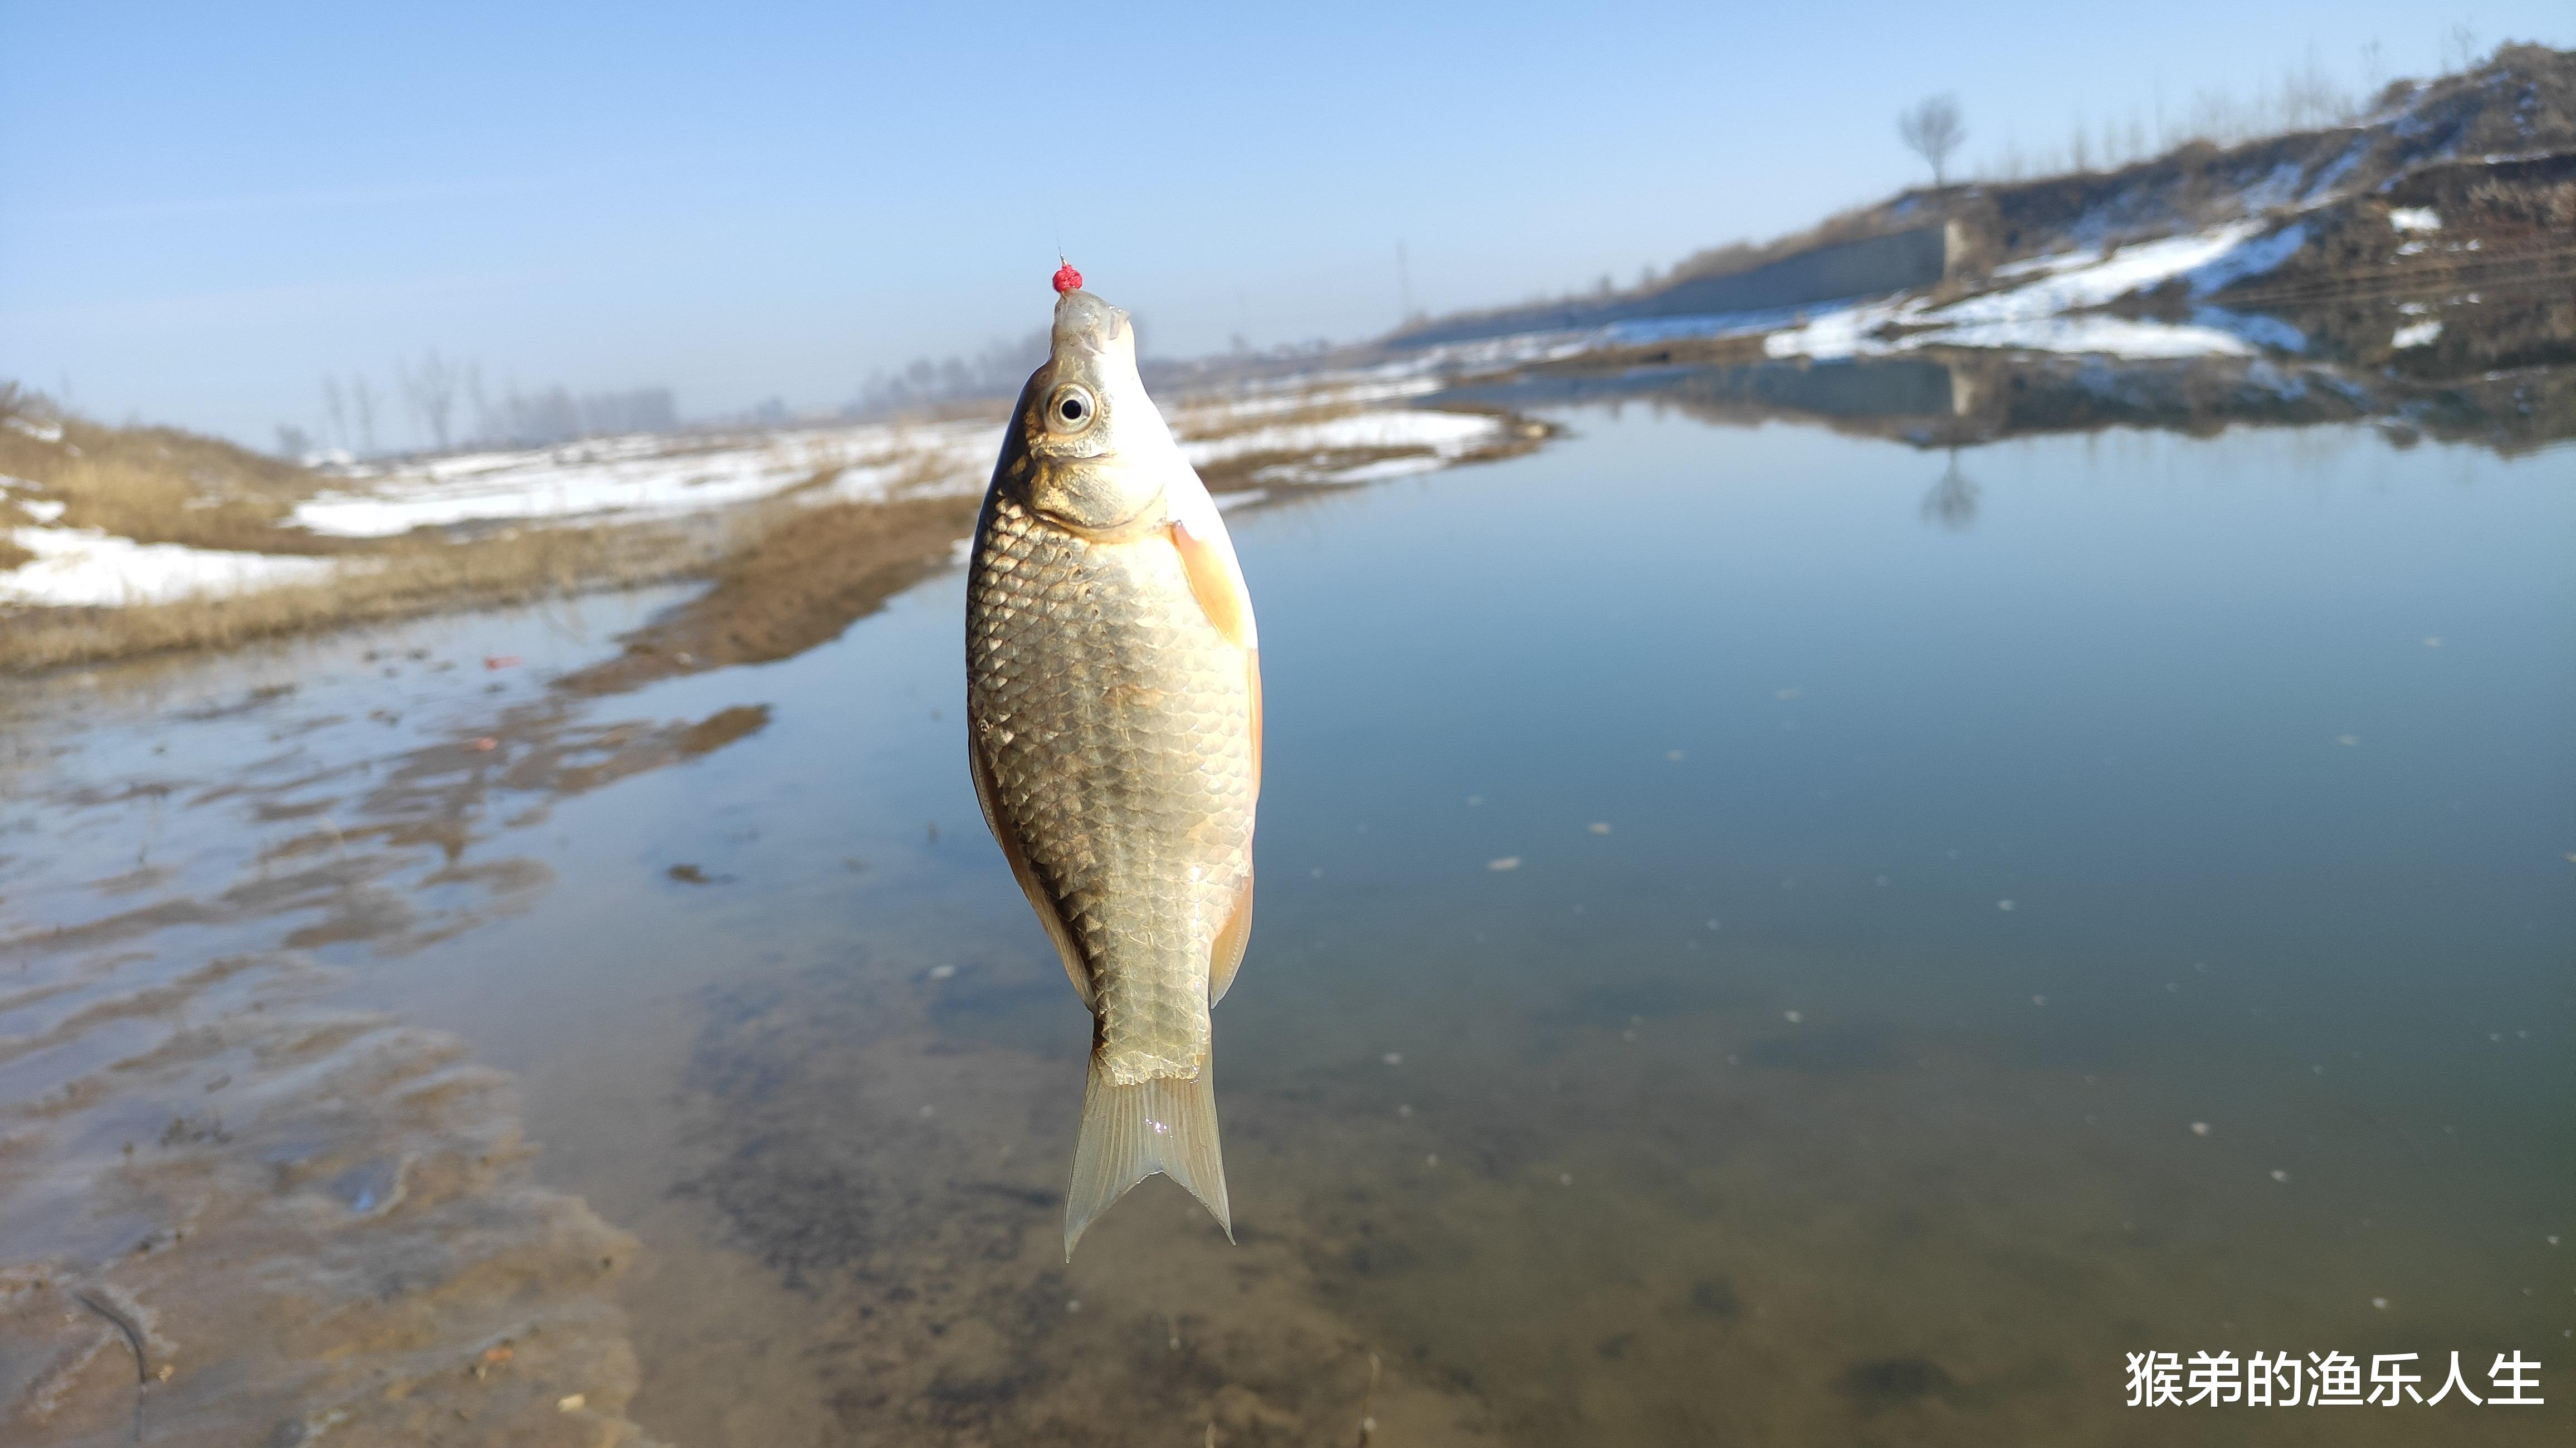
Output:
[{"xmin": 5, "ymin": 406, "xmax": 2569, "ymax": 1445}]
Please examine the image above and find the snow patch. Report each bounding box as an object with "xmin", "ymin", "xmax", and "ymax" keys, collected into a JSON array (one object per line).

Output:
[
  {"xmin": 1764, "ymin": 221, "xmax": 2306, "ymax": 362},
  {"xmin": 2300, "ymin": 141, "xmax": 2369, "ymax": 202},
  {"xmin": 1760, "ymin": 294, "xmax": 1932, "ymax": 360},
  {"xmin": 2183, "ymin": 224, "xmax": 2307, "ymax": 294},
  {"xmin": 1167, "ymin": 375, "xmax": 1443, "ymax": 432},
  {"xmin": 1, "ymin": 528, "xmax": 339, "ymax": 607},
  {"xmin": 2388, "ymin": 207, "xmax": 2442, "ymax": 232},
  {"xmin": 2, "ymin": 476, "xmax": 67, "ymax": 523},
  {"xmin": 294, "ymin": 422, "xmax": 996, "ymax": 537},
  {"xmin": 1180, "ymin": 409, "xmax": 1503, "ymax": 469},
  {"xmin": 2234, "ymin": 160, "xmax": 2308, "ymax": 213},
  {"xmin": 2194, "ymin": 307, "xmax": 2307, "ymax": 353},
  {"xmin": 1932, "ymin": 223, "xmax": 2268, "ymax": 327},
  {"xmin": 2392, "ymin": 320, "xmax": 2443, "ymax": 349},
  {"xmin": 1911, "ymin": 315, "xmax": 2261, "ymax": 359}
]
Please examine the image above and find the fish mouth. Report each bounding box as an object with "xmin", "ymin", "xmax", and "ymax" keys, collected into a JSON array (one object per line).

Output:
[{"xmin": 1052, "ymin": 290, "xmax": 1130, "ymax": 356}]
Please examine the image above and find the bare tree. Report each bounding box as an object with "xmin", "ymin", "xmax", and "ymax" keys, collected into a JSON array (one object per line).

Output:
[
  {"xmin": 321, "ymin": 374, "xmax": 349, "ymax": 452},
  {"xmin": 351, "ymin": 375, "xmax": 379, "ymax": 454},
  {"xmin": 1921, "ymin": 451, "xmax": 1979, "ymax": 530},
  {"xmin": 2443, "ymin": 23, "xmax": 2479, "ymax": 75},
  {"xmin": 398, "ymin": 350, "xmax": 461, "ymax": 452},
  {"xmin": 465, "ymin": 361, "xmax": 492, "ymax": 446},
  {"xmin": 1898, "ymin": 95, "xmax": 1967, "ymax": 187}
]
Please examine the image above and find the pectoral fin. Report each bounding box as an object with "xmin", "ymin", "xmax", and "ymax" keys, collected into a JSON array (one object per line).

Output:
[
  {"xmin": 1245, "ymin": 647, "xmax": 1262, "ymax": 801},
  {"xmin": 1168, "ymin": 513, "xmax": 1257, "ymax": 652},
  {"xmin": 969, "ymin": 740, "xmax": 1093, "ymax": 1010}
]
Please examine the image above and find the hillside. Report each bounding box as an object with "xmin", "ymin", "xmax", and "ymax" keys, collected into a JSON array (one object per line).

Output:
[{"xmin": 1386, "ymin": 43, "xmax": 2575, "ymax": 379}]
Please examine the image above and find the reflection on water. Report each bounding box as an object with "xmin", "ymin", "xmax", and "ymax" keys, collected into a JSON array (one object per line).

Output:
[
  {"xmin": 4, "ymin": 393, "xmax": 2571, "ymax": 1445},
  {"xmin": 1920, "ymin": 449, "xmax": 1980, "ymax": 530},
  {"xmin": 1457, "ymin": 345, "xmax": 2576, "ymax": 459}
]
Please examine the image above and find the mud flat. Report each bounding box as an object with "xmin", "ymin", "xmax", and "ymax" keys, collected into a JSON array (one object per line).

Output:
[{"xmin": 0, "ymin": 594, "xmax": 722, "ymax": 1445}]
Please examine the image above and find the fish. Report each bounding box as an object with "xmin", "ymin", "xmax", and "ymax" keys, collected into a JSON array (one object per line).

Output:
[{"xmin": 965, "ymin": 281, "xmax": 1261, "ymax": 1259}]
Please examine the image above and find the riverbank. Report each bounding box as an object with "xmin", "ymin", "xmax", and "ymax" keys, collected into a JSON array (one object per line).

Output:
[{"xmin": 0, "ymin": 380, "xmax": 1548, "ymax": 675}]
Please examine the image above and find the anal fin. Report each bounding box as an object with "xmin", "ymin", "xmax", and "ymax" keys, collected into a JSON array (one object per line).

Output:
[{"xmin": 1208, "ymin": 872, "xmax": 1253, "ymax": 1006}]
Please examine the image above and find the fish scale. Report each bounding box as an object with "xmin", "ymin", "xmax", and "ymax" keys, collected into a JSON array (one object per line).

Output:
[{"xmin": 969, "ymin": 492, "xmax": 1253, "ymax": 1086}]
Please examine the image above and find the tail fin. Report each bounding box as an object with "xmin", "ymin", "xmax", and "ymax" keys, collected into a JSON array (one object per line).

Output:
[{"xmin": 1064, "ymin": 1055, "xmax": 1231, "ymax": 1259}]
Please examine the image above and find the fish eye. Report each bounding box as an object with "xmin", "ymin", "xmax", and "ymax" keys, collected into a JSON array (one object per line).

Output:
[{"xmin": 1046, "ymin": 384, "xmax": 1096, "ymax": 434}]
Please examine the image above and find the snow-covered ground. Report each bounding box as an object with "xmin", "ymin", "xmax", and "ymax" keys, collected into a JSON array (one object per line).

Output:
[
  {"xmin": 1180, "ymin": 407, "xmax": 1506, "ymax": 474},
  {"xmin": 291, "ymin": 418, "xmax": 1004, "ymax": 537},
  {"xmin": 284, "ymin": 383, "xmax": 1510, "ymax": 542},
  {"xmin": 1762, "ymin": 220, "xmax": 2309, "ymax": 362},
  {"xmin": 0, "ymin": 526, "xmax": 341, "ymax": 607},
  {"xmin": 1330, "ymin": 219, "xmax": 2318, "ymax": 377},
  {"xmin": 1, "ymin": 376, "xmax": 1520, "ymax": 610},
  {"xmin": 1163, "ymin": 373, "xmax": 1446, "ymax": 429}
]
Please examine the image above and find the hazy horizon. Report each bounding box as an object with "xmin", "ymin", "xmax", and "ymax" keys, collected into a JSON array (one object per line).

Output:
[{"xmin": 4, "ymin": 1, "xmax": 2569, "ymax": 448}]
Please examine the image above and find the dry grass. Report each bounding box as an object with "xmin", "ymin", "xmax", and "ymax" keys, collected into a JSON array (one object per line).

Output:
[
  {"xmin": 2466, "ymin": 177, "xmax": 2576, "ymax": 231},
  {"xmin": 2, "ymin": 389, "xmax": 340, "ymax": 556}
]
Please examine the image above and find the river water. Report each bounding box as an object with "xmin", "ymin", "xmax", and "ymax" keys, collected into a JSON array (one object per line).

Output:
[{"xmin": 3, "ymin": 398, "xmax": 2569, "ymax": 1445}]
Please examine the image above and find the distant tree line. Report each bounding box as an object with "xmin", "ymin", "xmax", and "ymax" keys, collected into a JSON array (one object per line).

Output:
[
  {"xmin": 479, "ymin": 383, "xmax": 677, "ymax": 446},
  {"xmin": 844, "ymin": 319, "xmax": 1367, "ymax": 420},
  {"xmin": 287, "ymin": 354, "xmax": 677, "ymax": 458},
  {"xmin": 843, "ymin": 327, "xmax": 1053, "ymax": 418}
]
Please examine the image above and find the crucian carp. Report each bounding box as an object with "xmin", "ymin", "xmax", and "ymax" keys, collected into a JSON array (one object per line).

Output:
[{"xmin": 965, "ymin": 270, "xmax": 1261, "ymax": 1259}]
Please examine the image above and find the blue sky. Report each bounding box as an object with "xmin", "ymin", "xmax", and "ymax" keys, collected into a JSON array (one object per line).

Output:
[{"xmin": 3, "ymin": 2, "xmax": 2565, "ymax": 446}]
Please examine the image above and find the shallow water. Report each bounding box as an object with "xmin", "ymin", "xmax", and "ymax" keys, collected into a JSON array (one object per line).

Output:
[{"xmin": 4, "ymin": 403, "xmax": 2570, "ymax": 1445}]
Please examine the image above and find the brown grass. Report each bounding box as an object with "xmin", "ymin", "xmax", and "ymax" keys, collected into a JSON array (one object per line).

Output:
[{"xmin": 1, "ymin": 392, "xmax": 340, "ymax": 555}]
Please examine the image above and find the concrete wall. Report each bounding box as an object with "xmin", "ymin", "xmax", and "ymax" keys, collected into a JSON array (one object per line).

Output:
[
  {"xmin": 1392, "ymin": 222, "xmax": 1959, "ymax": 350},
  {"xmin": 1625, "ymin": 223, "xmax": 1956, "ymax": 322}
]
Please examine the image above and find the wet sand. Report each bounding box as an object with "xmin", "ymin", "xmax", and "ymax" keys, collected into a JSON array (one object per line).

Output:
[{"xmin": 0, "ymin": 593, "xmax": 701, "ymax": 1444}]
